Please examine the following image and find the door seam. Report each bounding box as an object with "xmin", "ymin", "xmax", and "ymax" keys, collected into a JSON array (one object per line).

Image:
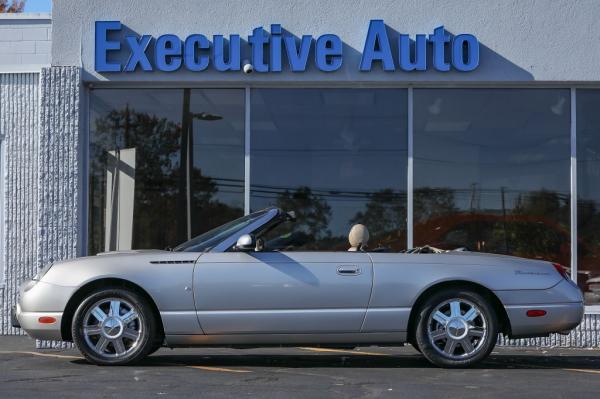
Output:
[{"xmin": 359, "ymin": 253, "xmax": 376, "ymax": 332}]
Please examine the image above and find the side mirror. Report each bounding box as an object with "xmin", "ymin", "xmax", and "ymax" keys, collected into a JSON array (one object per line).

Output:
[{"xmin": 234, "ymin": 234, "xmax": 256, "ymax": 251}]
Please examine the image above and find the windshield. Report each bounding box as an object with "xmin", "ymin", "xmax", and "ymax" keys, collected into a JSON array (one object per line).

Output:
[{"xmin": 173, "ymin": 210, "xmax": 270, "ymax": 252}]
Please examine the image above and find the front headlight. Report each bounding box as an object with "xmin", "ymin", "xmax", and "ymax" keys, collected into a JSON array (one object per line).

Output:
[
  {"xmin": 21, "ymin": 279, "xmax": 37, "ymax": 293},
  {"xmin": 33, "ymin": 263, "xmax": 54, "ymax": 281}
]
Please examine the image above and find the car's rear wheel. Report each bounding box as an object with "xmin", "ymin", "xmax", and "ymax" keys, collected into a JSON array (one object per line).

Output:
[
  {"xmin": 414, "ymin": 289, "xmax": 498, "ymax": 368},
  {"xmin": 71, "ymin": 288, "xmax": 158, "ymax": 365}
]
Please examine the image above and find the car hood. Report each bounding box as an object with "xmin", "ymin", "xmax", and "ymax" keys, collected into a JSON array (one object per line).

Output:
[
  {"xmin": 96, "ymin": 249, "xmax": 169, "ymax": 256},
  {"xmin": 40, "ymin": 249, "xmax": 200, "ymax": 287}
]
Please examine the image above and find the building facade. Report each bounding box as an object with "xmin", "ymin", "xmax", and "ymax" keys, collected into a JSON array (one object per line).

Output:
[{"xmin": 1, "ymin": 0, "xmax": 599, "ymax": 346}]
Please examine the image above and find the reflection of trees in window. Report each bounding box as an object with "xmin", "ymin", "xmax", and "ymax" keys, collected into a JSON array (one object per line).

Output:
[
  {"xmin": 351, "ymin": 189, "xmax": 405, "ymax": 232},
  {"xmin": 578, "ymin": 199, "xmax": 600, "ymax": 255},
  {"xmin": 513, "ymin": 190, "xmax": 568, "ymax": 221},
  {"xmin": 578, "ymin": 199, "xmax": 600, "ymax": 293},
  {"xmin": 275, "ymin": 186, "xmax": 331, "ymax": 238},
  {"xmin": 90, "ymin": 106, "xmax": 182, "ymax": 254},
  {"xmin": 414, "ymin": 188, "xmax": 457, "ymax": 223},
  {"xmin": 350, "ymin": 188, "xmax": 406, "ymax": 250},
  {"xmin": 510, "ymin": 190, "xmax": 569, "ymax": 260},
  {"xmin": 259, "ymin": 186, "xmax": 333, "ymax": 251},
  {"xmin": 190, "ymin": 167, "xmax": 243, "ymax": 238},
  {"xmin": 89, "ymin": 106, "xmax": 242, "ymax": 254}
]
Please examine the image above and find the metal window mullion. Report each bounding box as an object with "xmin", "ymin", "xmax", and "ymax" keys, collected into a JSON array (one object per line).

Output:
[
  {"xmin": 570, "ymin": 88, "xmax": 577, "ymax": 282},
  {"xmin": 244, "ymin": 87, "xmax": 251, "ymax": 215},
  {"xmin": 407, "ymin": 87, "xmax": 414, "ymax": 250}
]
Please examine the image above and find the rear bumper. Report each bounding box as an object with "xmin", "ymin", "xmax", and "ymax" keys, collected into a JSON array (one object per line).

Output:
[
  {"xmin": 505, "ymin": 302, "xmax": 584, "ymax": 338},
  {"xmin": 495, "ymin": 278, "xmax": 585, "ymax": 338}
]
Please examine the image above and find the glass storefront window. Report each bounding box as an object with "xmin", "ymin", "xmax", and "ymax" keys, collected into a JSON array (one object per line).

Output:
[
  {"xmin": 88, "ymin": 86, "xmax": 588, "ymax": 303},
  {"xmin": 88, "ymin": 89, "xmax": 244, "ymax": 255},
  {"xmin": 577, "ymin": 90, "xmax": 600, "ymax": 304},
  {"xmin": 413, "ymin": 89, "xmax": 571, "ymax": 267},
  {"xmin": 250, "ymin": 89, "xmax": 408, "ymax": 251}
]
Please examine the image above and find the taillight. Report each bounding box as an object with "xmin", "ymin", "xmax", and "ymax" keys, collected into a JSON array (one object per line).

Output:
[
  {"xmin": 526, "ymin": 310, "xmax": 547, "ymax": 317},
  {"xmin": 552, "ymin": 263, "xmax": 569, "ymax": 280}
]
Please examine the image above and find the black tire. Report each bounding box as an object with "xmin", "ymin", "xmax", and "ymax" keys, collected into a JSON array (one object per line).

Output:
[
  {"xmin": 147, "ymin": 339, "xmax": 164, "ymax": 356},
  {"xmin": 408, "ymin": 338, "xmax": 421, "ymax": 353},
  {"xmin": 71, "ymin": 288, "xmax": 159, "ymax": 366},
  {"xmin": 414, "ymin": 289, "xmax": 498, "ymax": 368}
]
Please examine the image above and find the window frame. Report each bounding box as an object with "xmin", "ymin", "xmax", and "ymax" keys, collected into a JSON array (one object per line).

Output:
[{"xmin": 0, "ymin": 137, "xmax": 4, "ymax": 287}]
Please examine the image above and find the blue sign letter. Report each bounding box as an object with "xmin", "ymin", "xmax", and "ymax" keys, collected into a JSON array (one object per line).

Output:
[
  {"xmin": 452, "ymin": 34, "xmax": 479, "ymax": 71},
  {"xmin": 213, "ymin": 35, "xmax": 241, "ymax": 71},
  {"xmin": 360, "ymin": 20, "xmax": 394, "ymax": 71},
  {"xmin": 155, "ymin": 34, "xmax": 182, "ymax": 72},
  {"xmin": 399, "ymin": 34, "xmax": 426, "ymax": 71},
  {"xmin": 124, "ymin": 35, "xmax": 152, "ymax": 72},
  {"xmin": 184, "ymin": 34, "xmax": 210, "ymax": 71},
  {"xmin": 315, "ymin": 34, "xmax": 342, "ymax": 72},
  {"xmin": 429, "ymin": 26, "xmax": 451, "ymax": 72},
  {"xmin": 284, "ymin": 35, "xmax": 312, "ymax": 72},
  {"xmin": 95, "ymin": 21, "xmax": 121, "ymax": 72},
  {"xmin": 270, "ymin": 24, "xmax": 283, "ymax": 72},
  {"xmin": 248, "ymin": 27, "xmax": 269, "ymax": 72}
]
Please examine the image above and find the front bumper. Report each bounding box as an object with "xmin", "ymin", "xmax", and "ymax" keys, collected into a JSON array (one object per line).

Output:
[
  {"xmin": 15, "ymin": 279, "xmax": 75, "ymax": 341},
  {"xmin": 11, "ymin": 306, "xmax": 20, "ymax": 328},
  {"xmin": 14, "ymin": 302, "xmax": 64, "ymax": 340}
]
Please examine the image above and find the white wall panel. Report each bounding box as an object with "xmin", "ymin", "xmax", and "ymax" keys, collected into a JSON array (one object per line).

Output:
[{"xmin": 0, "ymin": 73, "xmax": 39, "ymax": 335}]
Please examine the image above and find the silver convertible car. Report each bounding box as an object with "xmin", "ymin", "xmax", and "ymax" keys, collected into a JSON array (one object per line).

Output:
[{"xmin": 13, "ymin": 207, "xmax": 583, "ymax": 368}]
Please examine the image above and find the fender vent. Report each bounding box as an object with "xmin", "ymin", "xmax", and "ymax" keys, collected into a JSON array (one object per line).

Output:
[{"xmin": 149, "ymin": 260, "xmax": 195, "ymax": 264}]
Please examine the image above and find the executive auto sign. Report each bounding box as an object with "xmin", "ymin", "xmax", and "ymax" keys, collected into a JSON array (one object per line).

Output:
[{"xmin": 95, "ymin": 20, "xmax": 479, "ymax": 73}]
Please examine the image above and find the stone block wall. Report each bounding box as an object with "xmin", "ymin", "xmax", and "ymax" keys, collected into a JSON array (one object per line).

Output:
[{"xmin": 0, "ymin": 14, "xmax": 51, "ymax": 71}]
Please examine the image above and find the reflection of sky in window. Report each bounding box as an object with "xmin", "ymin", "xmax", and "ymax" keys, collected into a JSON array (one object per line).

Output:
[
  {"xmin": 414, "ymin": 89, "xmax": 571, "ymax": 212},
  {"xmin": 191, "ymin": 89, "xmax": 245, "ymax": 209},
  {"xmin": 250, "ymin": 89, "xmax": 408, "ymax": 236},
  {"xmin": 577, "ymin": 90, "xmax": 600, "ymax": 203}
]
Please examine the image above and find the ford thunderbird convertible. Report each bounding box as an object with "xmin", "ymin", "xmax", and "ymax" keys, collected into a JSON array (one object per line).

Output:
[{"xmin": 13, "ymin": 207, "xmax": 584, "ymax": 368}]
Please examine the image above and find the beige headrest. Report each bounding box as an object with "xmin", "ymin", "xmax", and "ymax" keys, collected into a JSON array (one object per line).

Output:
[{"xmin": 348, "ymin": 224, "xmax": 369, "ymax": 251}]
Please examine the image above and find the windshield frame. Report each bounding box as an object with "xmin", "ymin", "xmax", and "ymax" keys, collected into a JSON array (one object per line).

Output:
[{"xmin": 173, "ymin": 207, "xmax": 280, "ymax": 252}]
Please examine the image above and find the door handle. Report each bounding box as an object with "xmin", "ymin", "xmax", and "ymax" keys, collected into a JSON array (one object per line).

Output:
[{"xmin": 337, "ymin": 265, "xmax": 361, "ymax": 275}]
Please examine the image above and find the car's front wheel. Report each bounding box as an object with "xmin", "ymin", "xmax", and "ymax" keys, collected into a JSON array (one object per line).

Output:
[
  {"xmin": 414, "ymin": 289, "xmax": 498, "ymax": 368},
  {"xmin": 71, "ymin": 288, "xmax": 158, "ymax": 365}
]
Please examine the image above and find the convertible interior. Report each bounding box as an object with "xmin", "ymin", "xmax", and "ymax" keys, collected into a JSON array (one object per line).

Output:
[{"xmin": 257, "ymin": 211, "xmax": 461, "ymax": 254}]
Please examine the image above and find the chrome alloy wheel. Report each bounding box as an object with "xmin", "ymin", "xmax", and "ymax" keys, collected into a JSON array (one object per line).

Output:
[
  {"xmin": 426, "ymin": 298, "xmax": 487, "ymax": 359},
  {"xmin": 82, "ymin": 298, "xmax": 143, "ymax": 358}
]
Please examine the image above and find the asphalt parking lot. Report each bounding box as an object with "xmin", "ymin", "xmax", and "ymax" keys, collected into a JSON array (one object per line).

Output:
[{"xmin": 1, "ymin": 337, "xmax": 599, "ymax": 398}]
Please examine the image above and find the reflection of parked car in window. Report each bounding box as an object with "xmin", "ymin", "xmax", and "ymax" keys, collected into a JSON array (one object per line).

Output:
[
  {"xmin": 14, "ymin": 208, "xmax": 583, "ymax": 368},
  {"xmin": 411, "ymin": 213, "xmax": 599, "ymax": 298},
  {"xmin": 585, "ymin": 277, "xmax": 600, "ymax": 304}
]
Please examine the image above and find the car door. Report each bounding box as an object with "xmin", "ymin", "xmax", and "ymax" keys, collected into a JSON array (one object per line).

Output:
[{"xmin": 193, "ymin": 251, "xmax": 373, "ymax": 334}]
